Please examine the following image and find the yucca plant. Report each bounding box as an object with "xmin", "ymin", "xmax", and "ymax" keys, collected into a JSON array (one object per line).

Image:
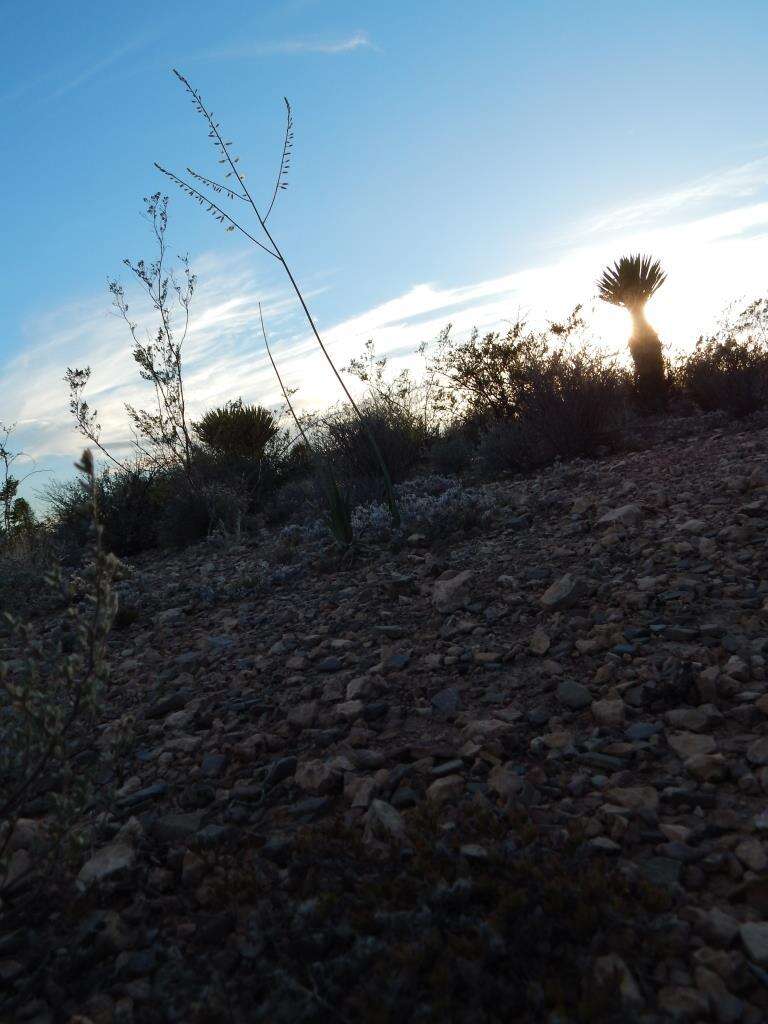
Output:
[
  {"xmin": 193, "ymin": 399, "xmax": 279, "ymax": 460},
  {"xmin": 155, "ymin": 70, "xmax": 399, "ymax": 527},
  {"xmin": 597, "ymin": 254, "xmax": 667, "ymax": 410}
]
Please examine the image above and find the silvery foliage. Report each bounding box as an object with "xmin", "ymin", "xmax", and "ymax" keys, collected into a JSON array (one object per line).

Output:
[{"xmin": 279, "ymin": 476, "xmax": 493, "ymax": 545}]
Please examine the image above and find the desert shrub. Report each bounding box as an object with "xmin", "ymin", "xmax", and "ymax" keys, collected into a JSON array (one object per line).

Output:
[
  {"xmin": 320, "ymin": 398, "xmax": 429, "ymax": 484},
  {"xmin": 194, "ymin": 399, "xmax": 279, "ymax": 459},
  {"xmin": 520, "ymin": 346, "xmax": 629, "ymax": 459},
  {"xmin": 429, "ymin": 433, "xmax": 474, "ymax": 475},
  {"xmin": 475, "ymin": 345, "xmax": 629, "ymax": 476},
  {"xmin": 0, "ymin": 451, "xmax": 117, "ymax": 903},
  {"xmin": 47, "ymin": 469, "xmax": 161, "ymax": 559},
  {"xmin": 676, "ymin": 302, "xmax": 768, "ymax": 418},
  {"xmin": 477, "ymin": 421, "xmax": 536, "ymax": 475}
]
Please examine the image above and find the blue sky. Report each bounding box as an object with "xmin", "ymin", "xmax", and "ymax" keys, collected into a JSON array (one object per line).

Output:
[{"xmin": 4, "ymin": 0, "xmax": 768, "ymax": 495}]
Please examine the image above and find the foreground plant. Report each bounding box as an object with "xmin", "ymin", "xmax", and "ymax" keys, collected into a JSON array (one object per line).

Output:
[
  {"xmin": 259, "ymin": 305, "xmax": 352, "ymax": 548},
  {"xmin": 154, "ymin": 70, "xmax": 399, "ymax": 526},
  {"xmin": 0, "ymin": 449, "xmax": 118, "ymax": 899},
  {"xmin": 597, "ymin": 253, "xmax": 667, "ymax": 411}
]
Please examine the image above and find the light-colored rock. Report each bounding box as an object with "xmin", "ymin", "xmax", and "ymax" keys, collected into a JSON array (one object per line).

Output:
[
  {"xmin": 426, "ymin": 774, "xmax": 465, "ymax": 806},
  {"xmin": 667, "ymin": 731, "xmax": 717, "ymax": 759},
  {"xmin": 736, "ymin": 837, "xmax": 767, "ymax": 872},
  {"xmin": 685, "ymin": 753, "xmax": 727, "ymax": 782},
  {"xmin": 487, "ymin": 765, "xmax": 523, "ymax": 800},
  {"xmin": 529, "ymin": 626, "xmax": 550, "ymax": 655},
  {"xmin": 294, "ymin": 759, "xmax": 342, "ymax": 795},
  {"xmin": 77, "ymin": 843, "xmax": 135, "ymax": 890},
  {"xmin": 657, "ymin": 986, "xmax": 709, "ymax": 1020},
  {"xmin": 540, "ymin": 574, "xmax": 587, "ymax": 611},
  {"xmin": 740, "ymin": 921, "xmax": 768, "ymax": 964},
  {"xmin": 604, "ymin": 786, "xmax": 659, "ymax": 813},
  {"xmin": 664, "ymin": 707, "xmax": 710, "ymax": 733},
  {"xmin": 591, "ymin": 699, "xmax": 625, "ymax": 728},
  {"xmin": 593, "ymin": 954, "xmax": 643, "ymax": 1009},
  {"xmin": 432, "ymin": 570, "xmax": 475, "ymax": 613},
  {"xmin": 597, "ymin": 503, "xmax": 642, "ymax": 528},
  {"xmin": 364, "ymin": 800, "xmax": 406, "ymax": 843},
  {"xmin": 747, "ymin": 737, "xmax": 768, "ymax": 766}
]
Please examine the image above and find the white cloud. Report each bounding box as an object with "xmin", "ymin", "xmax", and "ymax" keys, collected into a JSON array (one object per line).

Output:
[
  {"xmin": 586, "ymin": 156, "xmax": 768, "ymax": 235},
  {"xmin": 203, "ymin": 30, "xmax": 373, "ymax": 60},
  {"xmin": 8, "ymin": 157, "xmax": 768, "ymax": 504}
]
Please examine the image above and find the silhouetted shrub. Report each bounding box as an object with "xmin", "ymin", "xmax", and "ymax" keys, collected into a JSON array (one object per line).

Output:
[
  {"xmin": 194, "ymin": 399, "xmax": 279, "ymax": 459},
  {"xmin": 475, "ymin": 344, "xmax": 629, "ymax": 476},
  {"xmin": 321, "ymin": 399, "xmax": 429, "ymax": 483},
  {"xmin": 47, "ymin": 469, "xmax": 161, "ymax": 559},
  {"xmin": 429, "ymin": 433, "xmax": 474, "ymax": 475},
  {"xmin": 676, "ymin": 318, "xmax": 768, "ymax": 419}
]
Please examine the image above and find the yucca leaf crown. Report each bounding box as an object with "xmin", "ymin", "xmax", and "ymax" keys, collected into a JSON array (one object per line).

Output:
[{"xmin": 597, "ymin": 254, "xmax": 667, "ymax": 310}]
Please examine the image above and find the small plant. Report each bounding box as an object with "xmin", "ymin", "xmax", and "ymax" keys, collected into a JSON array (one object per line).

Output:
[
  {"xmin": 0, "ymin": 423, "xmax": 40, "ymax": 539},
  {"xmin": 0, "ymin": 450, "xmax": 118, "ymax": 900},
  {"xmin": 67, "ymin": 194, "xmax": 197, "ymax": 479},
  {"xmin": 194, "ymin": 399, "xmax": 279, "ymax": 459},
  {"xmin": 155, "ymin": 70, "xmax": 400, "ymax": 526},
  {"xmin": 597, "ymin": 253, "xmax": 667, "ymax": 411}
]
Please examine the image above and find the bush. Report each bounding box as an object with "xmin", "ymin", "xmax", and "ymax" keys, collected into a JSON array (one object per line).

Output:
[
  {"xmin": 475, "ymin": 345, "xmax": 629, "ymax": 476},
  {"xmin": 47, "ymin": 469, "xmax": 161, "ymax": 559},
  {"xmin": 429, "ymin": 433, "xmax": 474, "ymax": 475},
  {"xmin": 194, "ymin": 399, "xmax": 279, "ymax": 459},
  {"xmin": 0, "ymin": 452, "xmax": 117, "ymax": 903},
  {"xmin": 676, "ymin": 320, "xmax": 768, "ymax": 419},
  {"xmin": 321, "ymin": 398, "xmax": 429, "ymax": 484}
]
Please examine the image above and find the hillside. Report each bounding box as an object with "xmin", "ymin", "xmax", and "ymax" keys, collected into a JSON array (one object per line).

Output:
[{"xmin": 4, "ymin": 412, "xmax": 768, "ymax": 1022}]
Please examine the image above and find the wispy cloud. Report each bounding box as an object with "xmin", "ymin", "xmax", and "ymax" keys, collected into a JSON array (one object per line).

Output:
[
  {"xmin": 203, "ymin": 30, "xmax": 374, "ymax": 60},
  {"xmin": 586, "ymin": 155, "xmax": 768, "ymax": 235},
  {"xmin": 47, "ymin": 38, "xmax": 150, "ymax": 101},
  {"xmin": 8, "ymin": 155, "xmax": 768, "ymax": 502}
]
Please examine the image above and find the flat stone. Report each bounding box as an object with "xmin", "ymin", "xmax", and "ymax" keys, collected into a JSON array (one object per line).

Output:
[
  {"xmin": 433, "ymin": 570, "xmax": 475, "ymax": 613},
  {"xmin": 294, "ymin": 760, "xmax": 342, "ymax": 795},
  {"xmin": 657, "ymin": 986, "xmax": 709, "ymax": 1020},
  {"xmin": 77, "ymin": 843, "xmax": 135, "ymax": 889},
  {"xmin": 667, "ymin": 731, "xmax": 716, "ymax": 760},
  {"xmin": 488, "ymin": 765, "xmax": 523, "ymax": 800},
  {"xmin": 529, "ymin": 626, "xmax": 550, "ymax": 655},
  {"xmin": 642, "ymin": 857, "xmax": 682, "ymax": 889},
  {"xmin": 593, "ymin": 954, "xmax": 643, "ymax": 1009},
  {"xmin": 540, "ymin": 574, "xmax": 587, "ymax": 611},
  {"xmin": 597, "ymin": 504, "xmax": 642, "ymax": 528},
  {"xmin": 431, "ymin": 687, "xmax": 460, "ymax": 719},
  {"xmin": 747, "ymin": 737, "xmax": 768, "ymax": 766},
  {"xmin": 363, "ymin": 800, "xmax": 406, "ymax": 843},
  {"xmin": 591, "ymin": 699, "xmax": 626, "ymax": 728},
  {"xmin": 557, "ymin": 679, "xmax": 592, "ymax": 710},
  {"xmin": 604, "ymin": 786, "xmax": 659, "ymax": 813},
  {"xmin": 426, "ymin": 774, "xmax": 465, "ymax": 806},
  {"xmin": 152, "ymin": 813, "xmax": 203, "ymax": 843},
  {"xmin": 740, "ymin": 922, "xmax": 768, "ymax": 964}
]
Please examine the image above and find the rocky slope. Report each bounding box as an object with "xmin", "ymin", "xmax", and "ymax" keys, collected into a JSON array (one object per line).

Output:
[{"xmin": 4, "ymin": 416, "xmax": 768, "ymax": 1023}]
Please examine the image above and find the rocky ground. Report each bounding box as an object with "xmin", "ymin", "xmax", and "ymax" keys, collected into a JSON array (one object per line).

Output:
[{"xmin": 4, "ymin": 414, "xmax": 768, "ymax": 1022}]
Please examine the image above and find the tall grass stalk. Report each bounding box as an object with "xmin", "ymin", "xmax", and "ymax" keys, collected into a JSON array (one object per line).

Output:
[
  {"xmin": 155, "ymin": 70, "xmax": 399, "ymax": 526},
  {"xmin": 259, "ymin": 304, "xmax": 352, "ymax": 547}
]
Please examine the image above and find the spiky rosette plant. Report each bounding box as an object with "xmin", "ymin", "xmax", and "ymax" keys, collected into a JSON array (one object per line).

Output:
[
  {"xmin": 155, "ymin": 70, "xmax": 399, "ymax": 526},
  {"xmin": 598, "ymin": 253, "xmax": 667, "ymax": 410},
  {"xmin": 193, "ymin": 399, "xmax": 279, "ymax": 460}
]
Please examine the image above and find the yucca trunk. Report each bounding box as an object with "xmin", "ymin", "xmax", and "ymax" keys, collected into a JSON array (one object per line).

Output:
[{"xmin": 628, "ymin": 305, "xmax": 666, "ymax": 411}]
